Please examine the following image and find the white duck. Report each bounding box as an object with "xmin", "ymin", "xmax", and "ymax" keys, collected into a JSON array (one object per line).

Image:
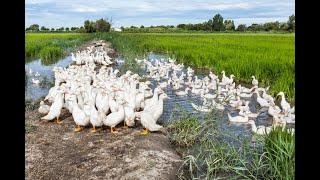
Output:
[
  {"xmin": 261, "ymin": 89, "xmax": 274, "ymax": 103},
  {"xmin": 32, "ymin": 78, "xmax": 40, "ymax": 85},
  {"xmin": 227, "ymin": 113, "xmax": 249, "ymax": 123},
  {"xmin": 277, "ymin": 92, "xmax": 291, "ymax": 115},
  {"xmin": 175, "ymin": 87, "xmax": 190, "ymax": 96},
  {"xmin": 247, "ymin": 120, "xmax": 272, "ymax": 135},
  {"xmin": 268, "ymin": 104, "xmax": 281, "ymax": 117},
  {"xmin": 239, "ymin": 108, "xmax": 258, "ymax": 118},
  {"xmin": 191, "ymin": 102, "xmax": 213, "ymax": 112},
  {"xmin": 41, "ymin": 88, "xmax": 64, "ymax": 124},
  {"xmin": 89, "ymin": 100, "xmax": 103, "ymax": 133},
  {"xmin": 38, "ymin": 101, "xmax": 50, "ymax": 114},
  {"xmin": 103, "ymin": 98, "xmax": 126, "ymax": 134},
  {"xmin": 95, "ymin": 89, "xmax": 109, "ymax": 114},
  {"xmin": 70, "ymin": 95, "xmax": 90, "ymax": 132},
  {"xmin": 140, "ymin": 93, "xmax": 169, "ymax": 135},
  {"xmin": 254, "ymin": 89, "xmax": 270, "ymax": 107},
  {"xmin": 144, "ymin": 87, "xmax": 164, "ymax": 111},
  {"xmin": 251, "ymin": 76, "xmax": 258, "ymax": 86},
  {"xmin": 229, "ymin": 96, "xmax": 243, "ymax": 109}
]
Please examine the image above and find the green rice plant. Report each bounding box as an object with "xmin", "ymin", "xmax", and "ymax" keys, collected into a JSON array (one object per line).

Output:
[
  {"xmin": 25, "ymin": 33, "xmax": 94, "ymax": 63},
  {"xmin": 263, "ymin": 127, "xmax": 295, "ymax": 180},
  {"xmin": 39, "ymin": 46, "xmax": 62, "ymax": 64}
]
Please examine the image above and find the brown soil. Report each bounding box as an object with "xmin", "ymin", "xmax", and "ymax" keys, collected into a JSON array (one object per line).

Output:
[{"xmin": 25, "ymin": 109, "xmax": 182, "ymax": 180}]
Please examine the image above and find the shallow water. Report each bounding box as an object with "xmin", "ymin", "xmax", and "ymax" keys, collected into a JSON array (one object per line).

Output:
[{"xmin": 25, "ymin": 56, "xmax": 72, "ymax": 100}]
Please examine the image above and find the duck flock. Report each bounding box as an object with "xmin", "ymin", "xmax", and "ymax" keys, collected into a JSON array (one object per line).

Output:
[{"xmin": 38, "ymin": 41, "xmax": 295, "ymax": 136}]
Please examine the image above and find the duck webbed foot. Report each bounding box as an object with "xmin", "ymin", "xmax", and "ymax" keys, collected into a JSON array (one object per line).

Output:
[
  {"xmin": 111, "ymin": 127, "xmax": 118, "ymax": 134},
  {"xmin": 123, "ymin": 121, "xmax": 128, "ymax": 129},
  {"xmin": 74, "ymin": 125, "xmax": 83, "ymax": 132},
  {"xmin": 91, "ymin": 126, "xmax": 97, "ymax": 133},
  {"xmin": 55, "ymin": 117, "xmax": 62, "ymax": 124},
  {"xmin": 140, "ymin": 128, "xmax": 149, "ymax": 135}
]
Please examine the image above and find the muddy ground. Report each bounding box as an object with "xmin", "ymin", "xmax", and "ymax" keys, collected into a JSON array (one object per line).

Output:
[{"xmin": 25, "ymin": 109, "xmax": 182, "ymax": 180}]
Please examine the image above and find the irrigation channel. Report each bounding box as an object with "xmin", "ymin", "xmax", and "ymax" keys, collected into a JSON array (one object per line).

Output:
[{"xmin": 26, "ymin": 42, "xmax": 295, "ymax": 149}]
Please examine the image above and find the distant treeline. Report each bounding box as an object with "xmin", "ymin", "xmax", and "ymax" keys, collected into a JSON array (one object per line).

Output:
[
  {"xmin": 123, "ymin": 14, "xmax": 295, "ymax": 33},
  {"xmin": 25, "ymin": 18, "xmax": 111, "ymax": 33},
  {"xmin": 26, "ymin": 14, "xmax": 295, "ymax": 33}
]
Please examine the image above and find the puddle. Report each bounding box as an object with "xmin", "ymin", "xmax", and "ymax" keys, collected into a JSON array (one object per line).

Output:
[{"xmin": 25, "ymin": 56, "xmax": 72, "ymax": 100}]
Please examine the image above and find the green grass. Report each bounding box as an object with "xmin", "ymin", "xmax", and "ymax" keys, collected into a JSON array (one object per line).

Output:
[
  {"xmin": 263, "ymin": 127, "xmax": 295, "ymax": 179},
  {"xmin": 25, "ymin": 33, "xmax": 94, "ymax": 65},
  {"xmin": 166, "ymin": 106, "xmax": 295, "ymax": 179},
  {"xmin": 101, "ymin": 32, "xmax": 294, "ymax": 102}
]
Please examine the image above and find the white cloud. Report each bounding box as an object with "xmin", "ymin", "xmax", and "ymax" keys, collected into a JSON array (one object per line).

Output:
[{"xmin": 25, "ymin": 0, "xmax": 295, "ymax": 28}]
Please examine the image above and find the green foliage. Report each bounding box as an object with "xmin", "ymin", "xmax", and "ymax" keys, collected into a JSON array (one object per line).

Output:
[
  {"xmin": 26, "ymin": 24, "xmax": 40, "ymax": 32},
  {"xmin": 287, "ymin": 15, "xmax": 295, "ymax": 32},
  {"xmin": 224, "ymin": 20, "xmax": 235, "ymax": 31},
  {"xmin": 237, "ymin": 24, "xmax": 247, "ymax": 31},
  {"xmin": 212, "ymin": 14, "xmax": 224, "ymax": 31},
  {"xmin": 263, "ymin": 127, "xmax": 295, "ymax": 179},
  {"xmin": 95, "ymin": 18, "xmax": 111, "ymax": 32},
  {"xmin": 101, "ymin": 32, "xmax": 295, "ymax": 102},
  {"xmin": 84, "ymin": 18, "xmax": 111, "ymax": 33},
  {"xmin": 167, "ymin": 117, "xmax": 202, "ymax": 147}
]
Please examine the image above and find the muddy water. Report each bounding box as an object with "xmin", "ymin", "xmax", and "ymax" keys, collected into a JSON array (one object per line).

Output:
[{"xmin": 25, "ymin": 52, "xmax": 279, "ymax": 145}]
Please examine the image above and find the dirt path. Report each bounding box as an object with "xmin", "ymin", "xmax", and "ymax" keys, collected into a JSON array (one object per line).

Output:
[{"xmin": 25, "ymin": 109, "xmax": 182, "ymax": 180}]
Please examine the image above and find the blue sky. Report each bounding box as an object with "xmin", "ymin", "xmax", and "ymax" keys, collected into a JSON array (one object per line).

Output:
[{"xmin": 26, "ymin": 0, "xmax": 294, "ymax": 28}]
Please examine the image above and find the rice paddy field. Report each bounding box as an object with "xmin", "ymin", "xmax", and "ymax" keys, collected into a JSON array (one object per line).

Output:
[
  {"xmin": 101, "ymin": 32, "xmax": 295, "ymax": 102},
  {"xmin": 25, "ymin": 32, "xmax": 295, "ymax": 179},
  {"xmin": 25, "ymin": 33, "xmax": 94, "ymax": 65}
]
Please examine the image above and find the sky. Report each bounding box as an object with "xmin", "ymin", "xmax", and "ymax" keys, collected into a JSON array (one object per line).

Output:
[{"xmin": 25, "ymin": 0, "xmax": 295, "ymax": 28}]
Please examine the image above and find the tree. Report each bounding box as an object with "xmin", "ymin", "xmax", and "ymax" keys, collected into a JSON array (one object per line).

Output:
[
  {"xmin": 95, "ymin": 18, "xmax": 111, "ymax": 32},
  {"xmin": 280, "ymin": 22, "xmax": 289, "ymax": 31},
  {"xmin": 177, "ymin": 24, "xmax": 186, "ymax": 29},
  {"xmin": 84, "ymin": 20, "xmax": 91, "ymax": 32},
  {"xmin": 247, "ymin": 23, "xmax": 263, "ymax": 32},
  {"xmin": 71, "ymin": 27, "xmax": 78, "ymax": 31},
  {"xmin": 212, "ymin": 14, "xmax": 224, "ymax": 31},
  {"xmin": 206, "ymin": 19, "xmax": 213, "ymax": 31},
  {"xmin": 263, "ymin": 21, "xmax": 280, "ymax": 31},
  {"xmin": 287, "ymin": 14, "xmax": 295, "ymax": 32},
  {"xmin": 236, "ymin": 24, "xmax": 247, "ymax": 31},
  {"xmin": 51, "ymin": 28, "xmax": 55, "ymax": 32},
  {"xmin": 65, "ymin": 27, "xmax": 70, "ymax": 32},
  {"xmin": 28, "ymin": 24, "xmax": 40, "ymax": 32},
  {"xmin": 224, "ymin": 20, "xmax": 235, "ymax": 31},
  {"xmin": 140, "ymin": 25, "xmax": 144, "ymax": 28},
  {"xmin": 120, "ymin": 26, "xmax": 124, "ymax": 31}
]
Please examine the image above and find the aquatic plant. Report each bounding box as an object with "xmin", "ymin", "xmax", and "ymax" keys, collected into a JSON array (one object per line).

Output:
[{"xmin": 167, "ymin": 111, "xmax": 295, "ymax": 179}]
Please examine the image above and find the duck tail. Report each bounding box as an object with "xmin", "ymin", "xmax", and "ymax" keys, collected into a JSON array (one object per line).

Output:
[
  {"xmin": 148, "ymin": 123, "xmax": 163, "ymax": 132},
  {"xmin": 41, "ymin": 112, "xmax": 55, "ymax": 121}
]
